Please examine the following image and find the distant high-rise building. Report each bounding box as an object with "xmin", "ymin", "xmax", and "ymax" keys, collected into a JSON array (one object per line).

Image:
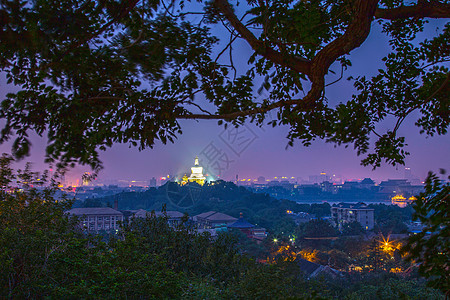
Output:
[
  {"xmin": 403, "ymin": 167, "xmax": 421, "ymax": 185},
  {"xmin": 404, "ymin": 167, "xmax": 412, "ymax": 180},
  {"xmin": 149, "ymin": 177, "xmax": 157, "ymax": 187}
]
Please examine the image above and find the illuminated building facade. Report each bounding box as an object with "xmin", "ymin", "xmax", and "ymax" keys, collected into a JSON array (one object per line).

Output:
[
  {"xmin": 188, "ymin": 156, "xmax": 206, "ymax": 185},
  {"xmin": 331, "ymin": 202, "xmax": 374, "ymax": 230},
  {"xmin": 179, "ymin": 174, "xmax": 189, "ymax": 186},
  {"xmin": 66, "ymin": 207, "xmax": 124, "ymax": 232},
  {"xmin": 391, "ymin": 195, "xmax": 416, "ymax": 208}
]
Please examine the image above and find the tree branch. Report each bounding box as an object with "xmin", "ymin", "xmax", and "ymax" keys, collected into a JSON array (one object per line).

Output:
[
  {"xmin": 295, "ymin": 0, "xmax": 379, "ymax": 110},
  {"xmin": 177, "ymin": 96, "xmax": 315, "ymax": 120},
  {"xmin": 182, "ymin": 1, "xmax": 381, "ymax": 120},
  {"xmin": 213, "ymin": 0, "xmax": 311, "ymax": 76},
  {"xmin": 183, "ymin": 101, "xmax": 214, "ymax": 115},
  {"xmin": 375, "ymin": 1, "xmax": 450, "ymax": 20},
  {"xmin": 35, "ymin": 0, "xmax": 140, "ymax": 71}
]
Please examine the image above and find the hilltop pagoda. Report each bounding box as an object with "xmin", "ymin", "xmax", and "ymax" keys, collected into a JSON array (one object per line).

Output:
[{"xmin": 188, "ymin": 156, "xmax": 206, "ymax": 186}]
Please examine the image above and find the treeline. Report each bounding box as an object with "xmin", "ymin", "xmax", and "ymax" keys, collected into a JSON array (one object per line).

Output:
[
  {"xmin": 78, "ymin": 181, "xmax": 326, "ymax": 235},
  {"xmin": 253, "ymin": 185, "xmax": 390, "ymax": 203},
  {"xmin": 82, "ymin": 181, "xmax": 413, "ymax": 236},
  {"xmin": 1, "ymin": 188, "xmax": 442, "ymax": 299},
  {"xmin": 0, "ymin": 155, "xmax": 443, "ymax": 299}
]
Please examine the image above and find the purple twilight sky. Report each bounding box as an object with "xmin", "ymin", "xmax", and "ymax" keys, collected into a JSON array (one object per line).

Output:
[{"xmin": 0, "ymin": 19, "xmax": 449, "ymax": 185}]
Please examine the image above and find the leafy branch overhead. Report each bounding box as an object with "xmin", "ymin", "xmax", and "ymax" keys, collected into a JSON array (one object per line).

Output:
[{"xmin": 0, "ymin": 0, "xmax": 449, "ymax": 170}]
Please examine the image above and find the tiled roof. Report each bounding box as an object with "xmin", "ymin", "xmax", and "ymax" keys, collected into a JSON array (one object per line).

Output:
[
  {"xmin": 194, "ymin": 211, "xmax": 237, "ymax": 222},
  {"xmin": 228, "ymin": 217, "xmax": 255, "ymax": 228},
  {"xmin": 194, "ymin": 211, "xmax": 217, "ymax": 219},
  {"xmin": 66, "ymin": 207, "xmax": 123, "ymax": 216},
  {"xmin": 132, "ymin": 209, "xmax": 150, "ymax": 218},
  {"xmin": 296, "ymin": 258, "xmax": 320, "ymax": 275},
  {"xmin": 297, "ymin": 259, "xmax": 342, "ymax": 278},
  {"xmin": 206, "ymin": 212, "xmax": 237, "ymax": 222},
  {"xmin": 360, "ymin": 178, "xmax": 375, "ymax": 184}
]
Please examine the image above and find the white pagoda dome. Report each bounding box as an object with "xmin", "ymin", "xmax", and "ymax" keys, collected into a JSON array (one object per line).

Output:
[{"xmin": 188, "ymin": 156, "xmax": 206, "ymax": 185}]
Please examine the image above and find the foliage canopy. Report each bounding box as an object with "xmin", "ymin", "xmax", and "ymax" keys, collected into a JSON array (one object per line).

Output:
[
  {"xmin": 402, "ymin": 170, "xmax": 449, "ymax": 295},
  {"xmin": 0, "ymin": 154, "xmax": 446, "ymax": 298},
  {"xmin": 0, "ymin": 0, "xmax": 449, "ymax": 170}
]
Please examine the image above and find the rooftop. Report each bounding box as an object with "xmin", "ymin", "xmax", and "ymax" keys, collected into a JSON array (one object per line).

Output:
[
  {"xmin": 228, "ymin": 214, "xmax": 255, "ymax": 229},
  {"xmin": 360, "ymin": 178, "xmax": 375, "ymax": 184},
  {"xmin": 194, "ymin": 211, "xmax": 237, "ymax": 222},
  {"xmin": 66, "ymin": 207, "xmax": 123, "ymax": 216},
  {"xmin": 195, "ymin": 211, "xmax": 217, "ymax": 219},
  {"xmin": 297, "ymin": 258, "xmax": 320, "ymax": 275}
]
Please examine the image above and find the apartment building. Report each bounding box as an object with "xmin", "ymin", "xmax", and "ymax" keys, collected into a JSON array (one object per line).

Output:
[
  {"xmin": 331, "ymin": 202, "xmax": 374, "ymax": 230},
  {"xmin": 66, "ymin": 207, "xmax": 124, "ymax": 232}
]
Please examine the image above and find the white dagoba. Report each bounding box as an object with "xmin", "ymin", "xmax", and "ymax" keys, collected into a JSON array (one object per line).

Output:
[{"xmin": 188, "ymin": 156, "xmax": 206, "ymax": 185}]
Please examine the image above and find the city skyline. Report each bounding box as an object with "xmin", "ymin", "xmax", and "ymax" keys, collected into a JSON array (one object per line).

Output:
[
  {"xmin": 0, "ymin": 116, "xmax": 447, "ymax": 186},
  {"xmin": 0, "ymin": 115, "xmax": 447, "ymax": 185}
]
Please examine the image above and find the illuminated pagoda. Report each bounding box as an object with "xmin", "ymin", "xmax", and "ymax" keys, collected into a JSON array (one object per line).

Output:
[
  {"xmin": 179, "ymin": 174, "xmax": 189, "ymax": 186},
  {"xmin": 188, "ymin": 156, "xmax": 206, "ymax": 186}
]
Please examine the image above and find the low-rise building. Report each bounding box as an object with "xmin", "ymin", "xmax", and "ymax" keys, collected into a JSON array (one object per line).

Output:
[
  {"xmin": 331, "ymin": 202, "xmax": 374, "ymax": 230},
  {"xmin": 131, "ymin": 209, "xmax": 184, "ymax": 227},
  {"xmin": 193, "ymin": 211, "xmax": 237, "ymax": 229},
  {"xmin": 287, "ymin": 211, "xmax": 313, "ymax": 225},
  {"xmin": 297, "ymin": 258, "xmax": 342, "ymax": 279},
  {"xmin": 228, "ymin": 213, "xmax": 267, "ymax": 242},
  {"xmin": 66, "ymin": 207, "xmax": 124, "ymax": 232}
]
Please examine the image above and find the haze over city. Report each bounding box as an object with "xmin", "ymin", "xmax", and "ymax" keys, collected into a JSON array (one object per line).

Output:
[{"xmin": 0, "ymin": 114, "xmax": 448, "ymax": 186}]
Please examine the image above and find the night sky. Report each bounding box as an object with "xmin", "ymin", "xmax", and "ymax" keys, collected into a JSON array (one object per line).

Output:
[{"xmin": 0, "ymin": 19, "xmax": 448, "ymax": 184}]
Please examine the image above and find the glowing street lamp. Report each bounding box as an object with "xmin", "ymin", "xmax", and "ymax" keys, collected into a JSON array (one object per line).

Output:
[{"xmin": 379, "ymin": 234, "xmax": 395, "ymax": 255}]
